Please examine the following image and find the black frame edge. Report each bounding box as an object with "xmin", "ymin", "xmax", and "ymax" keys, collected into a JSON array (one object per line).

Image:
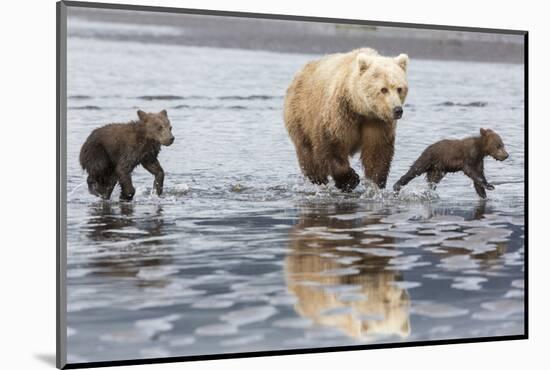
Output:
[{"xmin": 523, "ymin": 32, "xmax": 529, "ymax": 338}]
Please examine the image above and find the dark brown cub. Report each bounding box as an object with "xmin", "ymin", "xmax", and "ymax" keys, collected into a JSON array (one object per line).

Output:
[
  {"xmin": 79, "ymin": 109, "xmax": 174, "ymax": 201},
  {"xmin": 393, "ymin": 128, "xmax": 508, "ymax": 199}
]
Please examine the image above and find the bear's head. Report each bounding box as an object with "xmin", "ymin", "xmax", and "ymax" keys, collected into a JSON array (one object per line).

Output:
[
  {"xmin": 480, "ymin": 128, "xmax": 508, "ymax": 161},
  {"xmin": 349, "ymin": 52, "xmax": 409, "ymax": 123},
  {"xmin": 137, "ymin": 109, "xmax": 175, "ymax": 146}
]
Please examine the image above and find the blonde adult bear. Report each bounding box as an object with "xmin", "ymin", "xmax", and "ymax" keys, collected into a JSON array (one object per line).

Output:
[{"xmin": 284, "ymin": 48, "xmax": 409, "ymax": 191}]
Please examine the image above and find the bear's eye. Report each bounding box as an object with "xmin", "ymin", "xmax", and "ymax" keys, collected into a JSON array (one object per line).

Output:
[
  {"xmin": 158, "ymin": 125, "xmax": 163, "ymax": 131},
  {"xmin": 381, "ymin": 87, "xmax": 388, "ymax": 94},
  {"xmin": 397, "ymin": 87, "xmax": 403, "ymax": 93}
]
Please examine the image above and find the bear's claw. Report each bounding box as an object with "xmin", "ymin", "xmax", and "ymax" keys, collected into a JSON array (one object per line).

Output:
[{"xmin": 335, "ymin": 170, "xmax": 360, "ymax": 192}]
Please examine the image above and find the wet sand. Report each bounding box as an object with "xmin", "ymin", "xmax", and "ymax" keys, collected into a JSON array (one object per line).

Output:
[{"xmin": 68, "ymin": 7, "xmax": 524, "ymax": 64}]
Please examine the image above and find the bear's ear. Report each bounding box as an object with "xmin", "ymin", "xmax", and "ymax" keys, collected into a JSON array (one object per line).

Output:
[
  {"xmin": 160, "ymin": 109, "xmax": 168, "ymax": 117},
  {"xmin": 137, "ymin": 110, "xmax": 147, "ymax": 121},
  {"xmin": 395, "ymin": 54, "xmax": 409, "ymax": 72},
  {"xmin": 480, "ymin": 128, "xmax": 488, "ymax": 136},
  {"xmin": 357, "ymin": 53, "xmax": 373, "ymax": 74}
]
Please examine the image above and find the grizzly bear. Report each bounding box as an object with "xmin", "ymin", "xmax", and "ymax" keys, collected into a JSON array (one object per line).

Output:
[
  {"xmin": 393, "ymin": 128, "xmax": 509, "ymax": 198},
  {"xmin": 284, "ymin": 48, "xmax": 409, "ymax": 191},
  {"xmin": 79, "ymin": 109, "xmax": 174, "ymax": 201}
]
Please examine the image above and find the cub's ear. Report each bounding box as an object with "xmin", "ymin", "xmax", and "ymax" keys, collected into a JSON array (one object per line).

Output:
[
  {"xmin": 137, "ymin": 110, "xmax": 148, "ymax": 120},
  {"xmin": 357, "ymin": 53, "xmax": 374, "ymax": 74},
  {"xmin": 160, "ymin": 109, "xmax": 168, "ymax": 117},
  {"xmin": 480, "ymin": 128, "xmax": 488, "ymax": 136},
  {"xmin": 395, "ymin": 53, "xmax": 409, "ymax": 72}
]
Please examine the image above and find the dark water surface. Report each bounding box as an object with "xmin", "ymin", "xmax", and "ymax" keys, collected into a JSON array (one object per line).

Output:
[{"xmin": 66, "ymin": 17, "xmax": 525, "ymax": 363}]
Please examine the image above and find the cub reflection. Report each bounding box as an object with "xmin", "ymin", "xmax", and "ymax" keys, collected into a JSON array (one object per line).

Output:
[
  {"xmin": 84, "ymin": 202, "xmax": 174, "ymax": 287},
  {"xmin": 429, "ymin": 200, "xmax": 509, "ymax": 265},
  {"xmin": 285, "ymin": 204, "xmax": 410, "ymax": 341}
]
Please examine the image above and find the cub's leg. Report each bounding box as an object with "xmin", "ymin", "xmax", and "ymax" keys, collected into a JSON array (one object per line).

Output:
[
  {"xmin": 142, "ymin": 157, "xmax": 165, "ymax": 196},
  {"xmin": 476, "ymin": 162, "xmax": 494, "ymax": 190},
  {"xmin": 393, "ymin": 162, "xmax": 429, "ymax": 192},
  {"xmin": 116, "ymin": 165, "xmax": 136, "ymax": 201},
  {"xmin": 393, "ymin": 146, "xmax": 433, "ymax": 192},
  {"xmin": 87, "ymin": 173, "xmax": 117, "ymax": 200},
  {"xmin": 86, "ymin": 175, "xmax": 102, "ymax": 198},
  {"xmin": 463, "ymin": 164, "xmax": 494, "ymax": 199},
  {"xmin": 82, "ymin": 143, "xmax": 115, "ymax": 199},
  {"xmin": 102, "ymin": 174, "xmax": 118, "ymax": 200},
  {"xmin": 426, "ymin": 170, "xmax": 445, "ymax": 190},
  {"xmin": 474, "ymin": 183, "xmax": 487, "ymax": 199}
]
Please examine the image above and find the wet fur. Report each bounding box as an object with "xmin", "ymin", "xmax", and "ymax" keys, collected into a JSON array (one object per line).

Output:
[
  {"xmin": 79, "ymin": 110, "xmax": 173, "ymax": 201},
  {"xmin": 284, "ymin": 48, "xmax": 408, "ymax": 191},
  {"xmin": 393, "ymin": 128, "xmax": 509, "ymax": 198}
]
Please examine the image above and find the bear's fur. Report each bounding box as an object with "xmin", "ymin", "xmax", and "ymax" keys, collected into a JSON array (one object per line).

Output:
[
  {"xmin": 79, "ymin": 109, "xmax": 175, "ymax": 201},
  {"xmin": 393, "ymin": 128, "xmax": 509, "ymax": 198},
  {"xmin": 284, "ymin": 48, "xmax": 409, "ymax": 191}
]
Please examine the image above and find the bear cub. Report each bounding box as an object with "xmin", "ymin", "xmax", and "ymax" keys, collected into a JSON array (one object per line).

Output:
[
  {"xmin": 79, "ymin": 109, "xmax": 174, "ymax": 201},
  {"xmin": 393, "ymin": 128, "xmax": 508, "ymax": 198}
]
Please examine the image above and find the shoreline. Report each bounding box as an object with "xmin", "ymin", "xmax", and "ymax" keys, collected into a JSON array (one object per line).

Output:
[{"xmin": 68, "ymin": 8, "xmax": 524, "ymax": 64}]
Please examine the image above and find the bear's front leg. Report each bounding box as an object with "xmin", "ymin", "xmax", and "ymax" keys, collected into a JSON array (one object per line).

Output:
[
  {"xmin": 361, "ymin": 146, "xmax": 394, "ymax": 189},
  {"xmin": 116, "ymin": 165, "xmax": 136, "ymax": 201},
  {"xmin": 464, "ymin": 164, "xmax": 494, "ymax": 193},
  {"xmin": 142, "ymin": 157, "xmax": 165, "ymax": 196},
  {"xmin": 330, "ymin": 156, "xmax": 360, "ymax": 192},
  {"xmin": 360, "ymin": 123, "xmax": 395, "ymax": 189},
  {"xmin": 474, "ymin": 162, "xmax": 494, "ymax": 190},
  {"xmin": 474, "ymin": 182, "xmax": 487, "ymax": 199}
]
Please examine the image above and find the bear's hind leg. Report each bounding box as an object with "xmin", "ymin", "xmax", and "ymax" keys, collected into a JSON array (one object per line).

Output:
[
  {"xmin": 393, "ymin": 158, "xmax": 430, "ymax": 192},
  {"xmin": 87, "ymin": 173, "xmax": 117, "ymax": 200},
  {"xmin": 87, "ymin": 175, "xmax": 102, "ymax": 198},
  {"xmin": 393, "ymin": 164, "xmax": 430, "ymax": 192},
  {"xmin": 295, "ymin": 137, "xmax": 328, "ymax": 185},
  {"xmin": 426, "ymin": 170, "xmax": 445, "ymax": 190},
  {"xmin": 102, "ymin": 174, "xmax": 118, "ymax": 200},
  {"xmin": 116, "ymin": 165, "xmax": 136, "ymax": 201}
]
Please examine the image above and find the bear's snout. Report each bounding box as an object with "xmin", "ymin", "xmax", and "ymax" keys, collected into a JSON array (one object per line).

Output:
[
  {"xmin": 499, "ymin": 150, "xmax": 509, "ymax": 161},
  {"xmin": 393, "ymin": 106, "xmax": 403, "ymax": 119}
]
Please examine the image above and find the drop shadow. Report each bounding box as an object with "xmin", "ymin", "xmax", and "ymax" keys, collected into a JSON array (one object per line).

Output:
[{"xmin": 34, "ymin": 353, "xmax": 56, "ymax": 367}]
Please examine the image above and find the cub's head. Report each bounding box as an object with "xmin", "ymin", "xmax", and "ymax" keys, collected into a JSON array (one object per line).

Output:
[
  {"xmin": 350, "ymin": 52, "xmax": 409, "ymax": 123},
  {"xmin": 480, "ymin": 128, "xmax": 508, "ymax": 161},
  {"xmin": 137, "ymin": 109, "xmax": 174, "ymax": 146}
]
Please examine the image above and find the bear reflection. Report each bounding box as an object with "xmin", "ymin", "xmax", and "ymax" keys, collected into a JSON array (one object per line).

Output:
[
  {"xmin": 285, "ymin": 203, "xmax": 410, "ymax": 341},
  {"xmin": 84, "ymin": 201, "xmax": 174, "ymax": 287}
]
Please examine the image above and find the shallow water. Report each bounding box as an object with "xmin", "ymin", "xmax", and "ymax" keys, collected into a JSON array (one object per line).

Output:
[{"xmin": 66, "ymin": 18, "xmax": 525, "ymax": 363}]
